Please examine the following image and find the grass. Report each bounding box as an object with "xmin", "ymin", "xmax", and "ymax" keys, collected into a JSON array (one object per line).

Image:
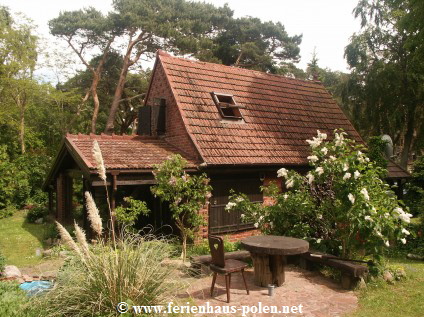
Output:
[
  {"xmin": 0, "ymin": 210, "xmax": 50, "ymax": 267},
  {"xmin": 349, "ymin": 257, "xmax": 424, "ymax": 317}
]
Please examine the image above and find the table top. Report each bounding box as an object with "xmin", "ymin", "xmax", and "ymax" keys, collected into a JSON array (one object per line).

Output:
[{"xmin": 241, "ymin": 235, "xmax": 309, "ymax": 255}]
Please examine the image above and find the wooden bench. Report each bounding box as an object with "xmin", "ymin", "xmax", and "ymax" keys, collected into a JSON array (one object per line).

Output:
[
  {"xmin": 190, "ymin": 250, "xmax": 251, "ymax": 275},
  {"xmin": 299, "ymin": 251, "xmax": 369, "ymax": 289}
]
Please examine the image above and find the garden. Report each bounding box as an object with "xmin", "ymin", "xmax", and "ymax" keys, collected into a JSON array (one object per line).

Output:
[{"xmin": 0, "ymin": 131, "xmax": 423, "ymax": 316}]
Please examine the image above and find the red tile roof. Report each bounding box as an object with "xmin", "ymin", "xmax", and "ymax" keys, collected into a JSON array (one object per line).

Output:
[
  {"xmin": 158, "ymin": 52, "xmax": 363, "ymax": 165},
  {"xmin": 387, "ymin": 160, "xmax": 410, "ymax": 178},
  {"xmin": 66, "ymin": 133, "xmax": 198, "ymax": 170}
]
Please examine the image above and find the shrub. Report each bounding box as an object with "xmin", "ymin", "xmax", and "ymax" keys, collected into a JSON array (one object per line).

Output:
[
  {"xmin": 115, "ymin": 196, "xmax": 150, "ymax": 232},
  {"xmin": 0, "ymin": 282, "xmax": 38, "ymax": 317},
  {"xmin": 26, "ymin": 204, "xmax": 48, "ymax": 223},
  {"xmin": 404, "ymin": 156, "xmax": 424, "ymax": 217},
  {"xmin": 227, "ymin": 130, "xmax": 411, "ymax": 261},
  {"xmin": 0, "ymin": 206, "xmax": 17, "ymax": 219}
]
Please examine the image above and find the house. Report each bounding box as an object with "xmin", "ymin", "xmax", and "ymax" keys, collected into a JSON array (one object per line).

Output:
[{"xmin": 43, "ymin": 50, "xmax": 410, "ymax": 241}]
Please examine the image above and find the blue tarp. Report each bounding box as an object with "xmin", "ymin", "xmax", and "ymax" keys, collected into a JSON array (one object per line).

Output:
[{"xmin": 19, "ymin": 280, "xmax": 53, "ymax": 296}]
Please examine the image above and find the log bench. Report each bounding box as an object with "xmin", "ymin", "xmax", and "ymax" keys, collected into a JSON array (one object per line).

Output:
[
  {"xmin": 190, "ymin": 250, "xmax": 251, "ymax": 275},
  {"xmin": 299, "ymin": 251, "xmax": 369, "ymax": 289}
]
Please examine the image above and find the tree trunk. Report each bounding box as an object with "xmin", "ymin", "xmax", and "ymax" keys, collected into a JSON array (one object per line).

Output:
[
  {"xmin": 90, "ymin": 73, "xmax": 101, "ymax": 134},
  {"xmin": 18, "ymin": 94, "xmax": 26, "ymax": 154},
  {"xmin": 104, "ymin": 51, "xmax": 132, "ymax": 135},
  {"xmin": 400, "ymin": 109, "xmax": 415, "ymax": 169}
]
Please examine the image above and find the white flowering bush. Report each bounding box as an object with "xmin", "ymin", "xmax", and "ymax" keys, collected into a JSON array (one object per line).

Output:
[{"xmin": 227, "ymin": 130, "xmax": 412, "ymax": 260}]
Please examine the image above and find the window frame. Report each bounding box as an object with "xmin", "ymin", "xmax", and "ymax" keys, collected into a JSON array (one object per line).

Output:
[{"xmin": 211, "ymin": 92, "xmax": 244, "ymax": 120}]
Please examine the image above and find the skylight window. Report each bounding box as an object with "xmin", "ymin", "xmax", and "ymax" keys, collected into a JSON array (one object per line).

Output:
[{"xmin": 211, "ymin": 92, "xmax": 243, "ymax": 120}]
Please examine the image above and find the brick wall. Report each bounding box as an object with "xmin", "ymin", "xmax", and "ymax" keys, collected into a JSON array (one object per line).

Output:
[{"xmin": 145, "ymin": 61, "xmax": 200, "ymax": 161}]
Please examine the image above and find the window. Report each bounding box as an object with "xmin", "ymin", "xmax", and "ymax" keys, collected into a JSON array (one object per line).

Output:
[{"xmin": 211, "ymin": 92, "xmax": 244, "ymax": 120}]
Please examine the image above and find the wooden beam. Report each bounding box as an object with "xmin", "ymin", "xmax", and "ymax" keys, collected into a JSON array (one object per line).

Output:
[{"xmin": 116, "ymin": 179, "xmax": 157, "ymax": 186}]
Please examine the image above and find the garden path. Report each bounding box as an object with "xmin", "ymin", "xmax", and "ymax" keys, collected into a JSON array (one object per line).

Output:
[{"xmin": 182, "ymin": 265, "xmax": 357, "ymax": 316}]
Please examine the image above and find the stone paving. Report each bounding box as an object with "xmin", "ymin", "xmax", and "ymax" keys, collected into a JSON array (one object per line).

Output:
[{"xmin": 183, "ymin": 265, "xmax": 358, "ymax": 317}]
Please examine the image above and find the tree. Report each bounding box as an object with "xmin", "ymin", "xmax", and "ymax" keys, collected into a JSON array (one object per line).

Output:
[
  {"xmin": 49, "ymin": 8, "xmax": 116, "ymax": 133},
  {"xmin": 104, "ymin": 0, "xmax": 233, "ymax": 134},
  {"xmin": 202, "ymin": 16, "xmax": 302, "ymax": 73},
  {"xmin": 0, "ymin": 7, "xmax": 38, "ymax": 154},
  {"xmin": 151, "ymin": 155, "xmax": 212, "ymax": 260},
  {"xmin": 344, "ymin": 0, "xmax": 424, "ymax": 168}
]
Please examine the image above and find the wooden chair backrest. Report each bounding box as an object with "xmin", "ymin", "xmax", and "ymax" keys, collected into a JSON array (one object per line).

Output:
[{"xmin": 208, "ymin": 235, "xmax": 225, "ymax": 267}]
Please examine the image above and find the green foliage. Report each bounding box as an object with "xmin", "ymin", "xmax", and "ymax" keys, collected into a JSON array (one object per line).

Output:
[
  {"xmin": 115, "ymin": 196, "xmax": 150, "ymax": 231},
  {"xmin": 26, "ymin": 205, "xmax": 48, "ymax": 223},
  {"xmin": 367, "ymin": 136, "xmax": 388, "ymax": 170},
  {"xmin": 227, "ymin": 130, "xmax": 411, "ymax": 261},
  {"xmin": 0, "ymin": 206, "xmax": 17, "ymax": 219},
  {"xmin": 0, "ymin": 282, "xmax": 37, "ymax": 317},
  {"xmin": 405, "ymin": 156, "xmax": 424, "ymax": 217},
  {"xmin": 151, "ymin": 154, "xmax": 212, "ymax": 260},
  {"xmin": 0, "ymin": 251, "xmax": 5, "ymax": 273},
  {"xmin": 344, "ymin": 0, "xmax": 424, "ymax": 167},
  {"xmin": 204, "ymin": 16, "xmax": 301, "ymax": 73}
]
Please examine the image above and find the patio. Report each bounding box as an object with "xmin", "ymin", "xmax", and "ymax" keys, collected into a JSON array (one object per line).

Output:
[{"xmin": 182, "ymin": 264, "xmax": 358, "ymax": 317}]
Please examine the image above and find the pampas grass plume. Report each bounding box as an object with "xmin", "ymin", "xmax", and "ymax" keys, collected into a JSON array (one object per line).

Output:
[
  {"xmin": 84, "ymin": 191, "xmax": 103, "ymax": 237},
  {"xmin": 74, "ymin": 221, "xmax": 90, "ymax": 257},
  {"xmin": 92, "ymin": 140, "xmax": 106, "ymax": 181},
  {"xmin": 55, "ymin": 221, "xmax": 82, "ymax": 257}
]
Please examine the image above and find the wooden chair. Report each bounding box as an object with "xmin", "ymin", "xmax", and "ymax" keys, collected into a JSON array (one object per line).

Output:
[{"xmin": 208, "ymin": 235, "xmax": 249, "ymax": 303}]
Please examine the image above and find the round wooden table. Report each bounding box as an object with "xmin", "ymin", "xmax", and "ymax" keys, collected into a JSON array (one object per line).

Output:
[{"xmin": 241, "ymin": 235, "xmax": 309, "ymax": 287}]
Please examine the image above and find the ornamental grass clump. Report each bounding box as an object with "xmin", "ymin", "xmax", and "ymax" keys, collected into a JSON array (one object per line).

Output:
[
  {"xmin": 227, "ymin": 130, "xmax": 412, "ymax": 261},
  {"xmin": 38, "ymin": 233, "xmax": 180, "ymax": 317}
]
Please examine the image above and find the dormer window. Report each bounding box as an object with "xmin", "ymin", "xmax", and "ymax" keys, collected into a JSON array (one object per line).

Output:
[{"xmin": 211, "ymin": 92, "xmax": 244, "ymax": 120}]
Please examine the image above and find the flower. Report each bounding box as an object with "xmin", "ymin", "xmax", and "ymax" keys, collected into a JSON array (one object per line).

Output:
[
  {"xmin": 235, "ymin": 196, "xmax": 244, "ymax": 203},
  {"xmin": 394, "ymin": 207, "xmax": 413, "ymax": 223},
  {"xmin": 254, "ymin": 222, "xmax": 259, "ymax": 228},
  {"xmin": 225, "ymin": 202, "xmax": 236, "ymax": 210},
  {"xmin": 306, "ymin": 138, "xmax": 322, "ymax": 148},
  {"xmin": 307, "ymin": 155, "xmax": 319, "ymax": 163},
  {"xmin": 402, "ymin": 228, "xmax": 410, "ymax": 235},
  {"xmin": 329, "ymin": 155, "xmax": 336, "ymax": 161},
  {"xmin": 240, "ymin": 214, "xmax": 245, "ymax": 218},
  {"xmin": 334, "ymin": 132, "xmax": 345, "ymax": 146},
  {"xmin": 401, "ymin": 238, "xmax": 407, "ymax": 244},
  {"xmin": 354, "ymin": 170, "xmax": 361, "ymax": 179},
  {"xmin": 270, "ymin": 221, "xmax": 274, "ymax": 228},
  {"xmin": 343, "ymin": 172, "xmax": 351, "ymax": 180},
  {"xmin": 306, "ymin": 172, "xmax": 314, "ymax": 184},
  {"xmin": 371, "ymin": 206, "xmax": 377, "ymax": 214},
  {"xmin": 283, "ymin": 194, "xmax": 289, "ymax": 200},
  {"xmin": 360, "ymin": 188, "xmax": 370, "ymax": 201},
  {"xmin": 375, "ymin": 230, "xmax": 383, "ymax": 237},
  {"xmin": 343, "ymin": 163, "xmax": 349, "ymax": 171},
  {"xmin": 285, "ymin": 178, "xmax": 294, "ymax": 188},
  {"xmin": 339, "ymin": 245, "xmax": 343, "ymax": 250},
  {"xmin": 317, "ymin": 130, "xmax": 328, "ymax": 140},
  {"xmin": 348, "ymin": 193, "xmax": 355, "ymax": 204},
  {"xmin": 321, "ymin": 147, "xmax": 328, "ymax": 155},
  {"xmin": 277, "ymin": 168, "xmax": 288, "ymax": 178},
  {"xmin": 316, "ymin": 239, "xmax": 322, "ymax": 244},
  {"xmin": 364, "ymin": 215, "xmax": 372, "ymax": 221},
  {"xmin": 317, "ymin": 214, "xmax": 322, "ymax": 219},
  {"xmin": 385, "ymin": 240, "xmax": 390, "ymax": 247},
  {"xmin": 315, "ymin": 167, "xmax": 324, "ymax": 175}
]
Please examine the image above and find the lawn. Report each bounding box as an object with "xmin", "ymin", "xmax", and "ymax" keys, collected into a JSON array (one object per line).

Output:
[
  {"xmin": 0, "ymin": 211, "xmax": 51, "ymax": 267},
  {"xmin": 349, "ymin": 258, "xmax": 424, "ymax": 317}
]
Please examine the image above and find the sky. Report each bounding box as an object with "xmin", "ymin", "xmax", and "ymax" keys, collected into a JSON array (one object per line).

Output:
[{"xmin": 2, "ymin": 0, "xmax": 362, "ymax": 79}]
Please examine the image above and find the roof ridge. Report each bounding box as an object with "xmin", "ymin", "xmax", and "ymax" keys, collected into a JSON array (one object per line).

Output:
[
  {"xmin": 158, "ymin": 51, "xmax": 321, "ymax": 86},
  {"xmin": 66, "ymin": 133, "xmax": 161, "ymax": 141}
]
